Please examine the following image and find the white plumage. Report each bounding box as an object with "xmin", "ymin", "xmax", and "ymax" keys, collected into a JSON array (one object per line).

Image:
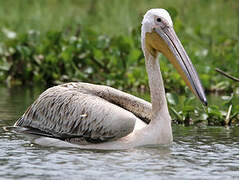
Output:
[{"xmin": 14, "ymin": 9, "xmax": 207, "ymax": 150}]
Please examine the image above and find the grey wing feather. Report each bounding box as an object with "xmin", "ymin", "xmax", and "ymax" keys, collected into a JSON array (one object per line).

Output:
[{"xmin": 15, "ymin": 83, "xmax": 136, "ymax": 142}]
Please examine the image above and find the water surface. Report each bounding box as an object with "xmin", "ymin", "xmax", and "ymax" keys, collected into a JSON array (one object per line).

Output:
[{"xmin": 0, "ymin": 86, "xmax": 239, "ymax": 180}]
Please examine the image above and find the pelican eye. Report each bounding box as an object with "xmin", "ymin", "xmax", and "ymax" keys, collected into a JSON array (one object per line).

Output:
[{"xmin": 156, "ymin": 18, "xmax": 161, "ymax": 22}]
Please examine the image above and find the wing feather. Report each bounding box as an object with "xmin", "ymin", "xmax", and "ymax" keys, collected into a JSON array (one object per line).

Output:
[{"xmin": 15, "ymin": 83, "xmax": 137, "ymax": 143}]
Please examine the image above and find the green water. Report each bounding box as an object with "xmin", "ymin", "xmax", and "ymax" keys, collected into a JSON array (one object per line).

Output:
[{"xmin": 0, "ymin": 85, "xmax": 239, "ymax": 180}]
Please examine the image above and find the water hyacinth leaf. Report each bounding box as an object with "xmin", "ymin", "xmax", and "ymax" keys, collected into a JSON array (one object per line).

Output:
[
  {"xmin": 2, "ymin": 28, "xmax": 17, "ymax": 39},
  {"xmin": 207, "ymin": 106, "xmax": 223, "ymax": 118},
  {"xmin": 222, "ymin": 93, "xmax": 234, "ymax": 107},
  {"xmin": 200, "ymin": 113, "xmax": 209, "ymax": 121},
  {"xmin": 61, "ymin": 46, "xmax": 75, "ymax": 61},
  {"xmin": 214, "ymin": 81, "xmax": 230, "ymax": 91},
  {"xmin": 182, "ymin": 105, "xmax": 195, "ymax": 112},
  {"xmin": 166, "ymin": 92, "xmax": 179, "ymax": 106},
  {"xmin": 93, "ymin": 49, "xmax": 104, "ymax": 60},
  {"xmin": 169, "ymin": 106, "xmax": 183, "ymax": 123},
  {"xmin": 184, "ymin": 96, "xmax": 196, "ymax": 105},
  {"xmin": 0, "ymin": 59, "xmax": 12, "ymax": 71},
  {"xmin": 230, "ymin": 112, "xmax": 239, "ymax": 121}
]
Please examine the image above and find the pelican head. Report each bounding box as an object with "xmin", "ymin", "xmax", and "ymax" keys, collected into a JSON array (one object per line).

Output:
[{"xmin": 141, "ymin": 9, "xmax": 207, "ymax": 106}]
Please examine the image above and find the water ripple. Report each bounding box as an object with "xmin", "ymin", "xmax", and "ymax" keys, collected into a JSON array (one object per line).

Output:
[{"xmin": 0, "ymin": 86, "xmax": 239, "ymax": 180}]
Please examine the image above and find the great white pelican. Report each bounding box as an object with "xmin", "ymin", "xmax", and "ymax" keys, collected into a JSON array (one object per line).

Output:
[{"xmin": 13, "ymin": 9, "xmax": 207, "ymax": 150}]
